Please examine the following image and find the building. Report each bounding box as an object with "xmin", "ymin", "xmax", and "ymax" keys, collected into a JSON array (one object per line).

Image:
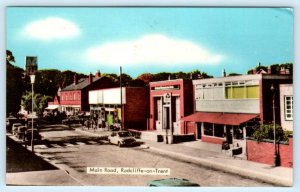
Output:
[
  {"xmin": 60, "ymin": 71, "xmax": 116, "ymax": 114},
  {"xmin": 89, "ymin": 87, "xmax": 149, "ymax": 129},
  {"xmin": 182, "ymin": 73, "xmax": 292, "ymax": 158},
  {"xmin": 280, "ymin": 84, "xmax": 293, "ymax": 131},
  {"xmin": 149, "ymin": 79, "xmax": 193, "ymax": 139}
]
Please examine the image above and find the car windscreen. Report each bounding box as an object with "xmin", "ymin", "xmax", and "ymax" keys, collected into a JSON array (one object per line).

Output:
[{"xmin": 118, "ymin": 132, "xmax": 131, "ymax": 137}]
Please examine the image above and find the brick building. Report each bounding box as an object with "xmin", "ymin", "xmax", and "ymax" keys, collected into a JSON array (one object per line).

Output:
[
  {"xmin": 89, "ymin": 87, "xmax": 149, "ymax": 129},
  {"xmin": 60, "ymin": 71, "xmax": 116, "ymax": 115},
  {"xmin": 149, "ymin": 79, "xmax": 193, "ymax": 138},
  {"xmin": 182, "ymin": 72, "xmax": 292, "ymax": 158}
]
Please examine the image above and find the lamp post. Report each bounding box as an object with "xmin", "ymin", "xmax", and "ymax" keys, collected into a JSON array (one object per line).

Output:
[
  {"xmin": 120, "ymin": 66, "xmax": 123, "ymax": 130},
  {"xmin": 270, "ymin": 84, "xmax": 279, "ymax": 166},
  {"xmin": 30, "ymin": 74, "xmax": 35, "ymax": 152}
]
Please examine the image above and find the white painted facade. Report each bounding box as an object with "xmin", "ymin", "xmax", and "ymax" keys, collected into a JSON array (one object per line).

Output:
[
  {"xmin": 280, "ymin": 84, "xmax": 293, "ymax": 131},
  {"xmin": 193, "ymin": 74, "xmax": 261, "ymax": 114},
  {"xmin": 89, "ymin": 88, "xmax": 126, "ymax": 105}
]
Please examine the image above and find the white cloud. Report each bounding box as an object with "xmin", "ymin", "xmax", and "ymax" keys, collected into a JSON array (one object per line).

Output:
[
  {"xmin": 85, "ymin": 34, "xmax": 224, "ymax": 65},
  {"xmin": 24, "ymin": 17, "xmax": 80, "ymax": 40}
]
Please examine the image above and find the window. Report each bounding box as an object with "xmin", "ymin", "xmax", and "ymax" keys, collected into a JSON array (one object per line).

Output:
[
  {"xmin": 285, "ymin": 96, "xmax": 293, "ymax": 120},
  {"xmin": 214, "ymin": 124, "xmax": 224, "ymax": 138},
  {"xmin": 203, "ymin": 123, "xmax": 213, "ymax": 136}
]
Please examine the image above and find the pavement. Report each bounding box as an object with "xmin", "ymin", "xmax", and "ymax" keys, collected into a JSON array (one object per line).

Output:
[
  {"xmin": 74, "ymin": 127, "xmax": 293, "ymax": 187},
  {"xmin": 5, "ymin": 126, "xmax": 293, "ymax": 186}
]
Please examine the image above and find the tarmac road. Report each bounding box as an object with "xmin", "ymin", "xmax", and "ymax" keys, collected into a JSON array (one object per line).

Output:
[{"xmin": 32, "ymin": 132, "xmax": 274, "ymax": 186}]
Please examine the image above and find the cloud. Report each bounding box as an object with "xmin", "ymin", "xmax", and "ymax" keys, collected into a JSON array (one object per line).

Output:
[
  {"xmin": 85, "ymin": 34, "xmax": 224, "ymax": 65},
  {"xmin": 24, "ymin": 17, "xmax": 80, "ymax": 40}
]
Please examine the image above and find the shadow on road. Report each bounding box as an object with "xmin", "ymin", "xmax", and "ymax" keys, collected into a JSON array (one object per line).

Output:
[{"xmin": 6, "ymin": 136, "xmax": 58, "ymax": 173}]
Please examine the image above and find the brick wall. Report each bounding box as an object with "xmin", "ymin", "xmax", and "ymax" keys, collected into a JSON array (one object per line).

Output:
[
  {"xmin": 124, "ymin": 88, "xmax": 149, "ymax": 129},
  {"xmin": 246, "ymin": 137, "xmax": 293, "ymax": 167},
  {"xmin": 186, "ymin": 121, "xmax": 196, "ymax": 134},
  {"xmin": 202, "ymin": 136, "xmax": 225, "ymax": 144}
]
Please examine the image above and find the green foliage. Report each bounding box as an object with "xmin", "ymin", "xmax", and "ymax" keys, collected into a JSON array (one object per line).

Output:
[
  {"xmin": 252, "ymin": 124, "xmax": 288, "ymax": 142},
  {"xmin": 21, "ymin": 91, "xmax": 51, "ymax": 117}
]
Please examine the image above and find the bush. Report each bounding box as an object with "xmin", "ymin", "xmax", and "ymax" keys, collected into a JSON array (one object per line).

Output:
[{"xmin": 252, "ymin": 124, "xmax": 289, "ymax": 142}]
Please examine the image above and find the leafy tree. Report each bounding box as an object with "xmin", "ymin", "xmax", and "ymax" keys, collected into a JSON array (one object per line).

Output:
[
  {"xmin": 252, "ymin": 124, "xmax": 288, "ymax": 143},
  {"xmin": 137, "ymin": 73, "xmax": 154, "ymax": 84},
  {"xmin": 6, "ymin": 50, "xmax": 25, "ymax": 116},
  {"xmin": 21, "ymin": 91, "xmax": 51, "ymax": 117}
]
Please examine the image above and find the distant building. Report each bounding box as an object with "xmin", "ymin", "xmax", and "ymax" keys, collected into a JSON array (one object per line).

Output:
[
  {"xmin": 280, "ymin": 84, "xmax": 293, "ymax": 131},
  {"xmin": 89, "ymin": 87, "xmax": 149, "ymax": 129},
  {"xmin": 60, "ymin": 71, "xmax": 116, "ymax": 115},
  {"xmin": 25, "ymin": 56, "xmax": 38, "ymax": 75}
]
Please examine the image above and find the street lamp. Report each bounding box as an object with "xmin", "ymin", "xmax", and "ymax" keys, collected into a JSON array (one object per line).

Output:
[
  {"xmin": 270, "ymin": 84, "xmax": 279, "ymax": 166},
  {"xmin": 30, "ymin": 74, "xmax": 35, "ymax": 152}
]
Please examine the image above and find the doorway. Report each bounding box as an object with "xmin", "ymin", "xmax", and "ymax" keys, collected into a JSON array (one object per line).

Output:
[
  {"xmin": 225, "ymin": 126, "xmax": 233, "ymax": 144},
  {"xmin": 196, "ymin": 122, "xmax": 202, "ymax": 139}
]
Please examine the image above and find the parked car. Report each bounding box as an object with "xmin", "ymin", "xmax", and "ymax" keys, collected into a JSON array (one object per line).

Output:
[
  {"xmin": 12, "ymin": 123, "xmax": 23, "ymax": 135},
  {"xmin": 16, "ymin": 126, "xmax": 27, "ymax": 140},
  {"xmin": 62, "ymin": 116, "xmax": 83, "ymax": 125},
  {"xmin": 108, "ymin": 131, "xmax": 136, "ymax": 147},
  {"xmin": 25, "ymin": 129, "xmax": 42, "ymax": 144},
  {"xmin": 147, "ymin": 178, "xmax": 200, "ymax": 187}
]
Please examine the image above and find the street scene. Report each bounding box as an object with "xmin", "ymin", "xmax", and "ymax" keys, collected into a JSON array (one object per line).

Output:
[{"xmin": 6, "ymin": 7, "xmax": 293, "ymax": 187}]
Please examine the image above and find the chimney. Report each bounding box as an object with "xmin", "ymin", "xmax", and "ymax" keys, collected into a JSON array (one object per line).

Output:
[
  {"xmin": 95, "ymin": 70, "xmax": 101, "ymax": 78},
  {"xmin": 88, "ymin": 73, "xmax": 93, "ymax": 84},
  {"xmin": 252, "ymin": 68, "xmax": 257, "ymax": 74},
  {"xmin": 280, "ymin": 67, "xmax": 286, "ymax": 74},
  {"xmin": 222, "ymin": 69, "xmax": 226, "ymax": 77},
  {"xmin": 74, "ymin": 74, "xmax": 78, "ymax": 85},
  {"xmin": 267, "ymin": 66, "xmax": 271, "ymax": 74}
]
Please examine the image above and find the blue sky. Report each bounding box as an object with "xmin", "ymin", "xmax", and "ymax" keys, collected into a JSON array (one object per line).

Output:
[{"xmin": 6, "ymin": 7, "xmax": 293, "ymax": 78}]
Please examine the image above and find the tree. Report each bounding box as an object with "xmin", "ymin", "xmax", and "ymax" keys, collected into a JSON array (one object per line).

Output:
[
  {"xmin": 21, "ymin": 91, "xmax": 51, "ymax": 117},
  {"xmin": 252, "ymin": 124, "xmax": 288, "ymax": 143},
  {"xmin": 137, "ymin": 73, "xmax": 154, "ymax": 84},
  {"xmin": 6, "ymin": 50, "xmax": 25, "ymax": 116}
]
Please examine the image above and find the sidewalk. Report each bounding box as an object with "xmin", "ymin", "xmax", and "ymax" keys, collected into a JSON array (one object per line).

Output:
[
  {"xmin": 76, "ymin": 127, "xmax": 293, "ymax": 187},
  {"xmin": 6, "ymin": 134, "xmax": 82, "ymax": 186}
]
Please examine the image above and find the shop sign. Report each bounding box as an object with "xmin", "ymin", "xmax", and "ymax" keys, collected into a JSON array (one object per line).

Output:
[
  {"xmin": 163, "ymin": 93, "xmax": 172, "ymax": 103},
  {"xmin": 152, "ymin": 85, "xmax": 180, "ymax": 91}
]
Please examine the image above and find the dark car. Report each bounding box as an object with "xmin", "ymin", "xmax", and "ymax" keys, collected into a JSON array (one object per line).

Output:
[
  {"xmin": 62, "ymin": 116, "xmax": 83, "ymax": 125},
  {"xmin": 147, "ymin": 178, "xmax": 200, "ymax": 187},
  {"xmin": 25, "ymin": 129, "xmax": 42, "ymax": 144}
]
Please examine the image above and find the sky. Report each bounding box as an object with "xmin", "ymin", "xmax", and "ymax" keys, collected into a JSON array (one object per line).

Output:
[{"xmin": 6, "ymin": 7, "xmax": 293, "ymax": 78}]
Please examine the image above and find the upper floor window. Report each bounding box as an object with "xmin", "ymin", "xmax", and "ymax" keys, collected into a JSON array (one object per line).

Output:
[{"xmin": 285, "ymin": 96, "xmax": 293, "ymax": 120}]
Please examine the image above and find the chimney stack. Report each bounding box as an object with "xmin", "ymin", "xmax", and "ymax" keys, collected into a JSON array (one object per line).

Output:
[
  {"xmin": 285, "ymin": 68, "xmax": 290, "ymax": 75},
  {"xmin": 280, "ymin": 67, "xmax": 286, "ymax": 74},
  {"xmin": 267, "ymin": 66, "xmax": 271, "ymax": 74},
  {"xmin": 74, "ymin": 74, "xmax": 78, "ymax": 85},
  {"xmin": 88, "ymin": 73, "xmax": 93, "ymax": 84},
  {"xmin": 95, "ymin": 70, "xmax": 101, "ymax": 78}
]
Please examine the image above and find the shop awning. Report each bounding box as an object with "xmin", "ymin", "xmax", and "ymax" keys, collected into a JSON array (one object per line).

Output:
[
  {"xmin": 45, "ymin": 105, "xmax": 59, "ymax": 110},
  {"xmin": 181, "ymin": 112, "xmax": 258, "ymax": 126}
]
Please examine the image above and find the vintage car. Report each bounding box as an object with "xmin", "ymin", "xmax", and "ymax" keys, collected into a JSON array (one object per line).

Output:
[
  {"xmin": 12, "ymin": 123, "xmax": 23, "ymax": 135},
  {"xmin": 147, "ymin": 178, "xmax": 200, "ymax": 187},
  {"xmin": 108, "ymin": 131, "xmax": 136, "ymax": 147},
  {"xmin": 25, "ymin": 129, "xmax": 42, "ymax": 144},
  {"xmin": 16, "ymin": 126, "xmax": 27, "ymax": 140}
]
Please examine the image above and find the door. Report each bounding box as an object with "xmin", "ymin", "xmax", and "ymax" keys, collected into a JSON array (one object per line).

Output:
[
  {"xmin": 196, "ymin": 122, "xmax": 202, "ymax": 139},
  {"xmin": 226, "ymin": 126, "xmax": 233, "ymax": 144}
]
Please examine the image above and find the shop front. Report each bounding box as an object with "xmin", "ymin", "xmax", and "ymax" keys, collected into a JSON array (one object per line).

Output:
[{"xmin": 149, "ymin": 79, "xmax": 193, "ymax": 139}]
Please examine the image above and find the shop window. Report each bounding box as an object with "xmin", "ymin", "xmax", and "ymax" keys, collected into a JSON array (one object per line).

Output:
[
  {"xmin": 285, "ymin": 96, "xmax": 293, "ymax": 120},
  {"xmin": 203, "ymin": 123, "xmax": 213, "ymax": 136},
  {"xmin": 233, "ymin": 126, "xmax": 243, "ymax": 139},
  {"xmin": 214, "ymin": 124, "xmax": 224, "ymax": 138}
]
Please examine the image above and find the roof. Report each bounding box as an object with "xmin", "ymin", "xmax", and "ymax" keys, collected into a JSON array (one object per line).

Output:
[
  {"xmin": 61, "ymin": 77, "xmax": 102, "ymax": 91},
  {"xmin": 181, "ymin": 112, "xmax": 258, "ymax": 126}
]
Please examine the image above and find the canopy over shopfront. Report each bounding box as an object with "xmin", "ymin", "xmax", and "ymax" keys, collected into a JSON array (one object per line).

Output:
[
  {"xmin": 45, "ymin": 105, "xmax": 59, "ymax": 110},
  {"xmin": 181, "ymin": 112, "xmax": 258, "ymax": 126}
]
